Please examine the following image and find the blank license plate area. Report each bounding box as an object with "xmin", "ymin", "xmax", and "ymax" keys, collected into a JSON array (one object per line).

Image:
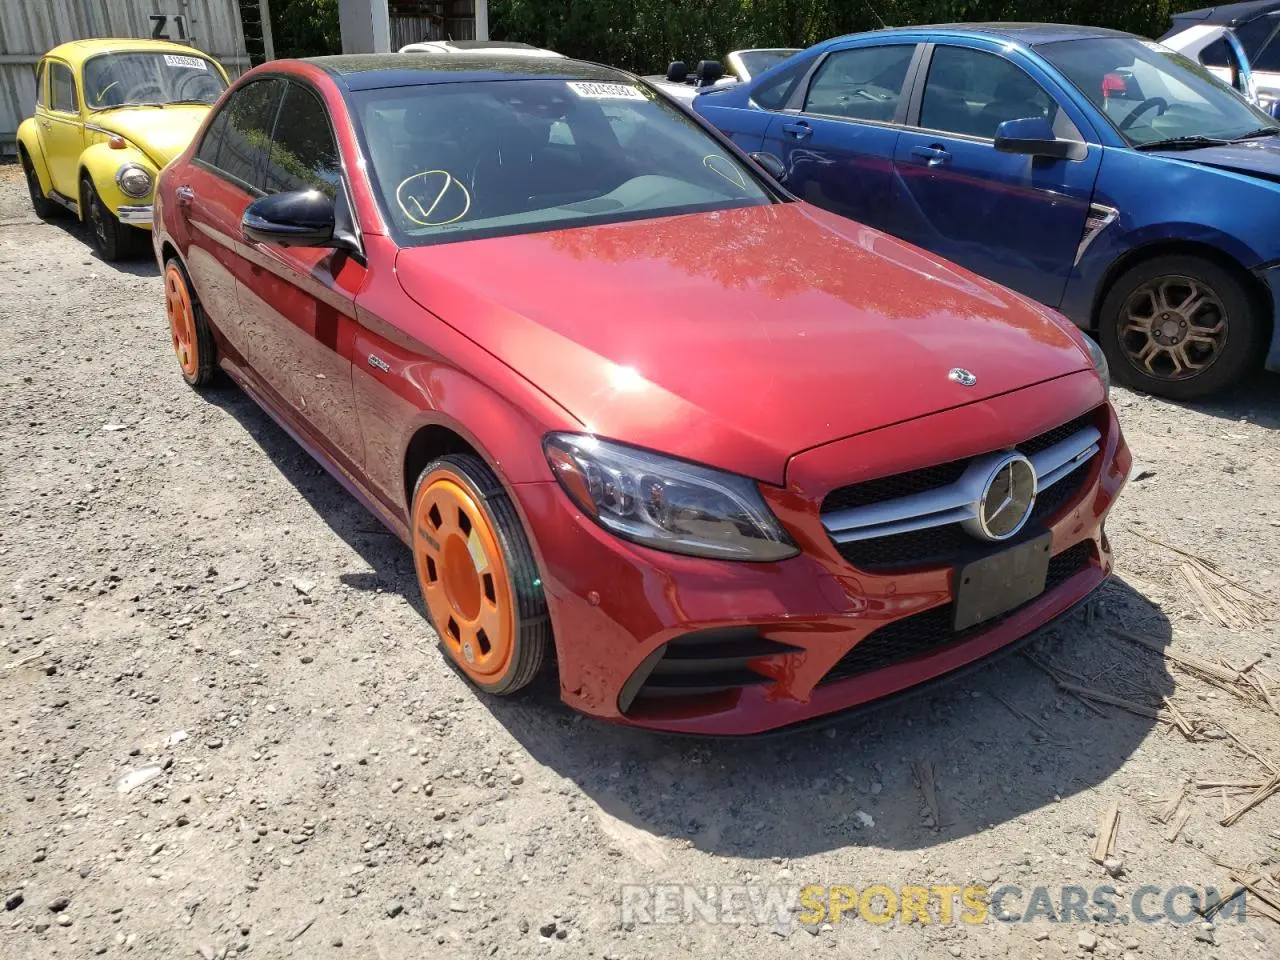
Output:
[{"xmin": 952, "ymin": 533, "xmax": 1053, "ymax": 631}]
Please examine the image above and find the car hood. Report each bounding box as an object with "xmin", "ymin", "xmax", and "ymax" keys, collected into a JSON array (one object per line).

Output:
[
  {"xmin": 1148, "ymin": 135, "xmax": 1280, "ymax": 181},
  {"xmin": 90, "ymin": 105, "xmax": 210, "ymax": 167},
  {"xmin": 394, "ymin": 203, "xmax": 1092, "ymax": 485}
]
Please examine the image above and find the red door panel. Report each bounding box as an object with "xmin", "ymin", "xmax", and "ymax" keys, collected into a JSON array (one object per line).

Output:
[{"xmin": 235, "ymin": 242, "xmax": 367, "ymax": 473}]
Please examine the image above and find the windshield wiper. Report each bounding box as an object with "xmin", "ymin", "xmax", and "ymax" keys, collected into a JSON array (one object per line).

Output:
[
  {"xmin": 1230, "ymin": 126, "xmax": 1280, "ymax": 141},
  {"xmin": 1134, "ymin": 135, "xmax": 1232, "ymax": 151}
]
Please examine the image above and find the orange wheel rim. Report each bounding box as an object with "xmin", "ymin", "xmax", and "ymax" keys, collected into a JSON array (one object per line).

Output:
[
  {"xmin": 165, "ymin": 265, "xmax": 198, "ymax": 379},
  {"xmin": 412, "ymin": 472, "xmax": 516, "ymax": 683}
]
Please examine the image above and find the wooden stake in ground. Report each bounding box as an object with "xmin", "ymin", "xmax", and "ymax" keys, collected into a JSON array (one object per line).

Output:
[
  {"xmin": 1164, "ymin": 808, "xmax": 1191, "ymax": 844},
  {"xmin": 1221, "ymin": 771, "xmax": 1280, "ymax": 827},
  {"xmin": 912, "ymin": 759, "xmax": 940, "ymax": 827},
  {"xmin": 1093, "ymin": 802, "xmax": 1120, "ymax": 863}
]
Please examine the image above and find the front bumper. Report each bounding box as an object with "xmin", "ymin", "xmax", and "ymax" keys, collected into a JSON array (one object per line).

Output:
[
  {"xmin": 516, "ymin": 372, "xmax": 1130, "ymax": 735},
  {"xmin": 116, "ymin": 204, "xmax": 153, "ymax": 227}
]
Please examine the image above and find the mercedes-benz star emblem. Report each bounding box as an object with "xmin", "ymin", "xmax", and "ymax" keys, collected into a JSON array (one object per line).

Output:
[
  {"xmin": 948, "ymin": 368, "xmax": 977, "ymax": 386},
  {"xmin": 976, "ymin": 454, "xmax": 1037, "ymax": 541}
]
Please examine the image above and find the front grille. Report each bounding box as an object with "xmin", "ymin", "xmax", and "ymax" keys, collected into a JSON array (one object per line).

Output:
[
  {"xmin": 822, "ymin": 409, "xmax": 1101, "ymax": 572},
  {"xmin": 820, "ymin": 541, "xmax": 1094, "ymax": 685}
]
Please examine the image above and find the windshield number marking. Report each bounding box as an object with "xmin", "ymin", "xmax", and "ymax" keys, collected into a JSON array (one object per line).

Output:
[
  {"xmin": 566, "ymin": 82, "xmax": 646, "ymax": 101},
  {"xmin": 163, "ymin": 54, "xmax": 207, "ymax": 70}
]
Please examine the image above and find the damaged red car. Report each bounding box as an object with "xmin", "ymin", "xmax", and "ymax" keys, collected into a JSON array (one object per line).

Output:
[{"xmin": 153, "ymin": 54, "xmax": 1130, "ymax": 734}]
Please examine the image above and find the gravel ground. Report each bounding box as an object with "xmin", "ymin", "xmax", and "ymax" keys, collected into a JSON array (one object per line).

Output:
[{"xmin": 2, "ymin": 162, "xmax": 1279, "ymax": 960}]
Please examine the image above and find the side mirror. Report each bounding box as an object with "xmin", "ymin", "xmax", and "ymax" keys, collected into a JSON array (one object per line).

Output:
[
  {"xmin": 666, "ymin": 60, "xmax": 689, "ymax": 84},
  {"xmin": 694, "ymin": 59, "xmax": 724, "ymax": 87},
  {"xmin": 993, "ymin": 116, "xmax": 1083, "ymax": 160},
  {"xmin": 242, "ymin": 189, "xmax": 336, "ymax": 247},
  {"xmin": 748, "ymin": 151, "xmax": 787, "ymax": 183}
]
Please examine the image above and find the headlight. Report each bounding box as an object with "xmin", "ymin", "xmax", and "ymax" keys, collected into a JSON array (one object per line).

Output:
[
  {"xmin": 115, "ymin": 163, "xmax": 153, "ymax": 199},
  {"xmin": 1083, "ymin": 335, "xmax": 1110, "ymax": 395},
  {"xmin": 544, "ymin": 433, "xmax": 798, "ymax": 561}
]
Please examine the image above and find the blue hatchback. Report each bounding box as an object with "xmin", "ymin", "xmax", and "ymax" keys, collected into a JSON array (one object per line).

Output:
[{"xmin": 693, "ymin": 23, "xmax": 1280, "ymax": 399}]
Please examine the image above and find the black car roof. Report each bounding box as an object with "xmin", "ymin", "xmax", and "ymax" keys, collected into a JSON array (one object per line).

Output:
[
  {"xmin": 306, "ymin": 53, "xmax": 627, "ymax": 90},
  {"xmin": 1167, "ymin": 0, "xmax": 1280, "ymax": 27}
]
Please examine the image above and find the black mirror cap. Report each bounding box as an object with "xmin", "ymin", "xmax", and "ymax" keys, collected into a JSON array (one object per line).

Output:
[
  {"xmin": 695, "ymin": 59, "xmax": 724, "ymax": 86},
  {"xmin": 748, "ymin": 151, "xmax": 787, "ymax": 183},
  {"xmin": 993, "ymin": 117, "xmax": 1086, "ymax": 161},
  {"xmin": 242, "ymin": 189, "xmax": 336, "ymax": 247},
  {"xmin": 666, "ymin": 60, "xmax": 688, "ymax": 83}
]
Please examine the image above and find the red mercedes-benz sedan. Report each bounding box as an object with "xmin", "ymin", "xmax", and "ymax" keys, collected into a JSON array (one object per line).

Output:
[{"xmin": 152, "ymin": 54, "xmax": 1129, "ymax": 734}]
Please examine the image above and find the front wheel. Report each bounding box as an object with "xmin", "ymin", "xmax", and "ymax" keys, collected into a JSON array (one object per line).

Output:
[
  {"xmin": 1099, "ymin": 255, "xmax": 1266, "ymax": 400},
  {"xmin": 79, "ymin": 175, "xmax": 146, "ymax": 262},
  {"xmin": 410, "ymin": 454, "xmax": 549, "ymax": 695}
]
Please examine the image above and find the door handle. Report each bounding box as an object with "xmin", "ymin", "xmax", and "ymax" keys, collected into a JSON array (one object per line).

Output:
[
  {"xmin": 910, "ymin": 144, "xmax": 952, "ymax": 165},
  {"xmin": 175, "ymin": 185, "xmax": 195, "ymax": 207},
  {"xmin": 39, "ymin": 119, "xmax": 50, "ymax": 128},
  {"xmin": 782, "ymin": 120, "xmax": 813, "ymax": 140}
]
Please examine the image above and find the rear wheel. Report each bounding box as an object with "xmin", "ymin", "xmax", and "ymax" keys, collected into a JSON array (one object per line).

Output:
[
  {"xmin": 1099, "ymin": 255, "xmax": 1265, "ymax": 400},
  {"xmin": 80, "ymin": 174, "xmax": 145, "ymax": 261},
  {"xmin": 21, "ymin": 150, "xmax": 58, "ymax": 220},
  {"xmin": 164, "ymin": 258, "xmax": 216, "ymax": 386},
  {"xmin": 410, "ymin": 454, "xmax": 549, "ymax": 695}
]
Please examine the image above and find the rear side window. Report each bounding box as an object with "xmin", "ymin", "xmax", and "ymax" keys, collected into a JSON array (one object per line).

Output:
[
  {"xmin": 263, "ymin": 82, "xmax": 342, "ymax": 198},
  {"xmin": 751, "ymin": 57, "xmax": 811, "ymax": 109},
  {"xmin": 198, "ymin": 78, "xmax": 285, "ymax": 191},
  {"xmin": 804, "ymin": 45, "xmax": 916, "ymax": 122},
  {"xmin": 35, "ymin": 60, "xmax": 46, "ymax": 108},
  {"xmin": 49, "ymin": 62, "xmax": 77, "ymax": 113}
]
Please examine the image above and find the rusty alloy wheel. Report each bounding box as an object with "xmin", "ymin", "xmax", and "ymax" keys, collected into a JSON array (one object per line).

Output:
[
  {"xmin": 410, "ymin": 455, "xmax": 548, "ymax": 694},
  {"xmin": 1117, "ymin": 274, "xmax": 1227, "ymax": 381}
]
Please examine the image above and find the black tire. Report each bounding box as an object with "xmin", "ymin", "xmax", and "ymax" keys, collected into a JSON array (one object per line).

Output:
[
  {"xmin": 164, "ymin": 257, "xmax": 217, "ymax": 387},
  {"xmin": 1099, "ymin": 254, "xmax": 1266, "ymax": 401},
  {"xmin": 79, "ymin": 174, "xmax": 146, "ymax": 262},
  {"xmin": 20, "ymin": 150, "xmax": 59, "ymax": 220},
  {"xmin": 410, "ymin": 454, "xmax": 549, "ymax": 694}
]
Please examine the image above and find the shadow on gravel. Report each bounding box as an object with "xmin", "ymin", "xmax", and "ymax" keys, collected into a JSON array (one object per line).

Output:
[
  {"xmin": 492, "ymin": 577, "xmax": 1174, "ymax": 858},
  {"xmin": 200, "ymin": 378, "xmax": 1175, "ymax": 858},
  {"xmin": 43, "ymin": 211, "xmax": 160, "ymax": 277},
  {"xmin": 1124, "ymin": 370, "xmax": 1280, "ymax": 431}
]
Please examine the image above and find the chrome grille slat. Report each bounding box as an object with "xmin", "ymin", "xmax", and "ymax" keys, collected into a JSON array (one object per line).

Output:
[{"xmin": 822, "ymin": 425, "xmax": 1101, "ymax": 545}]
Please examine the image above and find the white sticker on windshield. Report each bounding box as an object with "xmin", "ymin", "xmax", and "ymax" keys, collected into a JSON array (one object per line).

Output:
[
  {"xmin": 164, "ymin": 54, "xmax": 208, "ymax": 69},
  {"xmin": 566, "ymin": 81, "xmax": 645, "ymax": 101}
]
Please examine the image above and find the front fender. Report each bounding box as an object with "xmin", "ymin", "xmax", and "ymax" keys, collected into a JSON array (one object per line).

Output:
[
  {"xmin": 16, "ymin": 118, "xmax": 51, "ymax": 195},
  {"xmin": 78, "ymin": 142, "xmax": 157, "ymax": 221}
]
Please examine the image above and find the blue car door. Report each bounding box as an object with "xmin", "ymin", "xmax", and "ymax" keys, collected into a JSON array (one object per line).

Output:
[
  {"xmin": 759, "ymin": 42, "xmax": 923, "ymax": 230},
  {"xmin": 889, "ymin": 42, "xmax": 1102, "ymax": 308}
]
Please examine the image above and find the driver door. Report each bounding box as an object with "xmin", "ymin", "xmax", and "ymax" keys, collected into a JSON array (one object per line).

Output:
[
  {"xmin": 41, "ymin": 59, "xmax": 84, "ymax": 198},
  {"xmin": 888, "ymin": 42, "xmax": 1101, "ymax": 309}
]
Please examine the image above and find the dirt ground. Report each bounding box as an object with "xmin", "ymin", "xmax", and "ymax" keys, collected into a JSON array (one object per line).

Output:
[{"xmin": 2, "ymin": 162, "xmax": 1279, "ymax": 960}]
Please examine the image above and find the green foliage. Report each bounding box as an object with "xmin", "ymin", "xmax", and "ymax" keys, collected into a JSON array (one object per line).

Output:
[
  {"xmin": 267, "ymin": 0, "xmax": 342, "ymax": 60},
  {"xmin": 490, "ymin": 0, "xmax": 1211, "ymax": 73}
]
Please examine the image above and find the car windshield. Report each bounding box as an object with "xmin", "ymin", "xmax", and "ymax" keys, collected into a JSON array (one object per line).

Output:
[
  {"xmin": 353, "ymin": 78, "xmax": 775, "ymax": 245},
  {"xmin": 1038, "ymin": 36, "xmax": 1279, "ymax": 145},
  {"xmin": 734, "ymin": 49, "xmax": 799, "ymax": 78},
  {"xmin": 83, "ymin": 52, "xmax": 226, "ymax": 110}
]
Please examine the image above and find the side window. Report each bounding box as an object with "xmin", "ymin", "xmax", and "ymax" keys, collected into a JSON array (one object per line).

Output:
[
  {"xmin": 803, "ymin": 45, "xmax": 916, "ymax": 122},
  {"xmin": 203, "ymin": 78, "xmax": 284, "ymax": 191},
  {"xmin": 1198, "ymin": 37, "xmax": 1232, "ymax": 69},
  {"xmin": 263, "ymin": 82, "xmax": 341, "ymax": 198},
  {"xmin": 34, "ymin": 60, "xmax": 47, "ymax": 108},
  {"xmin": 751, "ymin": 57, "xmax": 811, "ymax": 110},
  {"xmin": 49, "ymin": 62, "xmax": 78, "ymax": 113},
  {"xmin": 920, "ymin": 46, "xmax": 1063, "ymax": 140}
]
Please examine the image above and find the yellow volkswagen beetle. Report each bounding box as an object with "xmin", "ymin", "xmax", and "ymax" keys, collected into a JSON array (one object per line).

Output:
[{"xmin": 18, "ymin": 38, "xmax": 229, "ymax": 260}]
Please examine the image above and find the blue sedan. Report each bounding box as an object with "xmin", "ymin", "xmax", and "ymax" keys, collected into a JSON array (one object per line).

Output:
[{"xmin": 693, "ymin": 23, "xmax": 1280, "ymax": 399}]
